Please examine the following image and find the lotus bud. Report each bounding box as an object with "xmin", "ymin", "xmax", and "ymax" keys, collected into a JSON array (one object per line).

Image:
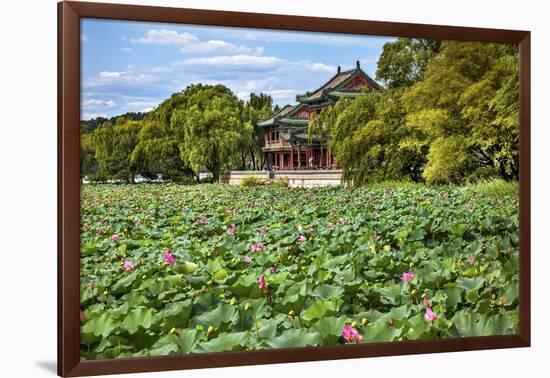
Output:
[
  {"xmin": 288, "ymin": 310, "xmax": 295, "ymax": 317},
  {"xmin": 411, "ymin": 289, "xmax": 417, "ymax": 296},
  {"xmin": 351, "ymin": 321, "xmax": 357, "ymax": 328},
  {"xmin": 230, "ymin": 297, "xmax": 236, "ymax": 305},
  {"xmin": 361, "ymin": 317, "xmax": 368, "ymax": 326},
  {"xmin": 169, "ymin": 327, "xmax": 177, "ymax": 334},
  {"xmin": 244, "ymin": 303, "xmax": 252, "ymax": 311},
  {"xmin": 207, "ymin": 326, "xmax": 214, "ymax": 334}
]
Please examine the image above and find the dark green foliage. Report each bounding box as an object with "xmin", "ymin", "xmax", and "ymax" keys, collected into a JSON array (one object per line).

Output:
[
  {"xmin": 80, "ymin": 86, "xmax": 274, "ymax": 182},
  {"xmin": 313, "ymin": 40, "xmax": 519, "ymax": 185},
  {"xmin": 376, "ymin": 38, "xmax": 441, "ymax": 88},
  {"xmin": 80, "ymin": 183, "xmax": 519, "ymax": 358}
]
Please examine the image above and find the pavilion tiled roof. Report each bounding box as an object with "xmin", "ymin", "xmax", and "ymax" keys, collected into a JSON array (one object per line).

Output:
[
  {"xmin": 256, "ymin": 104, "xmax": 297, "ymax": 127},
  {"xmin": 257, "ymin": 61, "xmax": 381, "ymax": 129}
]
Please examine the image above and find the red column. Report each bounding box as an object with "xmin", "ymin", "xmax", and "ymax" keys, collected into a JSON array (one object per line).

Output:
[{"xmin": 290, "ymin": 148, "xmax": 294, "ymax": 170}]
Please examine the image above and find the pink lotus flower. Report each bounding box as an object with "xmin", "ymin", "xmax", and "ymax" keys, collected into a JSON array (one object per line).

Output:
[
  {"xmin": 195, "ymin": 216, "xmax": 210, "ymax": 225},
  {"xmin": 226, "ymin": 224, "xmax": 236, "ymax": 235},
  {"xmin": 82, "ymin": 224, "xmax": 89, "ymax": 232},
  {"xmin": 326, "ymin": 223, "xmax": 334, "ymax": 229},
  {"xmin": 243, "ymin": 255, "xmax": 251, "ymax": 262},
  {"xmin": 250, "ymin": 242, "xmax": 265, "ymax": 253},
  {"xmin": 467, "ymin": 255, "xmax": 475, "ymax": 265},
  {"xmin": 308, "ymin": 227, "xmax": 315, "ymax": 235},
  {"xmin": 424, "ymin": 307, "xmax": 438, "ymax": 322},
  {"xmin": 258, "ymin": 275, "xmax": 268, "ymax": 290},
  {"xmin": 163, "ymin": 251, "xmax": 176, "ymax": 265},
  {"xmin": 341, "ymin": 324, "xmax": 363, "ymax": 343},
  {"xmin": 258, "ymin": 227, "xmax": 266, "ymax": 236},
  {"xmin": 122, "ymin": 259, "xmax": 134, "ymax": 271},
  {"xmin": 410, "ymin": 204, "xmax": 417, "ymax": 213},
  {"xmin": 270, "ymin": 266, "xmax": 276, "ymax": 273},
  {"xmin": 338, "ymin": 218, "xmax": 349, "ymax": 225},
  {"xmin": 423, "ymin": 297, "xmax": 430, "ymax": 308},
  {"xmin": 298, "ymin": 235, "xmax": 306, "ymax": 242},
  {"xmin": 400, "ymin": 271, "xmax": 414, "ymax": 282},
  {"xmin": 111, "ymin": 233, "xmax": 120, "ymax": 242}
]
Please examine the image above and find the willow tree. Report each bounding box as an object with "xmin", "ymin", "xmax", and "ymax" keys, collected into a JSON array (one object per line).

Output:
[
  {"xmin": 403, "ymin": 41, "xmax": 519, "ymax": 183},
  {"xmin": 310, "ymin": 89, "xmax": 425, "ymax": 185},
  {"xmin": 92, "ymin": 118, "xmax": 142, "ymax": 182},
  {"xmin": 170, "ymin": 84, "xmax": 243, "ymax": 181}
]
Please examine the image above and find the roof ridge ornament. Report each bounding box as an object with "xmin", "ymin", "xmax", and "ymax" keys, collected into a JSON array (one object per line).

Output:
[
  {"xmin": 337, "ymin": 65, "xmax": 341, "ymax": 74},
  {"xmin": 356, "ymin": 60, "xmax": 360, "ymax": 69}
]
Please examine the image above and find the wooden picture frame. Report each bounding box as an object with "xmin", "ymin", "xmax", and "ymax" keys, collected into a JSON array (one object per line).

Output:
[{"xmin": 58, "ymin": 1, "xmax": 530, "ymax": 376}]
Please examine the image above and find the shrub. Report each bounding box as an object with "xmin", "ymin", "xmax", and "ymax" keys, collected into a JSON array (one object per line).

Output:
[
  {"xmin": 272, "ymin": 176, "xmax": 289, "ymax": 188},
  {"xmin": 173, "ymin": 176, "xmax": 197, "ymax": 185},
  {"xmin": 199, "ymin": 176, "xmax": 216, "ymax": 184},
  {"xmin": 240, "ymin": 175, "xmax": 267, "ymax": 187},
  {"xmin": 466, "ymin": 179, "xmax": 518, "ymax": 197}
]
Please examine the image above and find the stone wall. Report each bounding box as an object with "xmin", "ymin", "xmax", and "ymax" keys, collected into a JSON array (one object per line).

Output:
[{"xmin": 221, "ymin": 170, "xmax": 343, "ymax": 188}]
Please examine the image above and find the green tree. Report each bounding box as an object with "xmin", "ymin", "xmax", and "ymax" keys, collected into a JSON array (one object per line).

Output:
[
  {"xmin": 376, "ymin": 38, "xmax": 441, "ymax": 88},
  {"xmin": 241, "ymin": 93, "xmax": 274, "ymax": 170},
  {"xmin": 171, "ymin": 84, "xmax": 244, "ymax": 181},
  {"xmin": 131, "ymin": 119, "xmax": 193, "ymax": 181},
  {"xmin": 80, "ymin": 128, "xmax": 98, "ymax": 181},
  {"xmin": 92, "ymin": 118, "xmax": 142, "ymax": 182},
  {"xmin": 403, "ymin": 41, "xmax": 519, "ymax": 183},
  {"xmin": 310, "ymin": 89, "xmax": 425, "ymax": 185}
]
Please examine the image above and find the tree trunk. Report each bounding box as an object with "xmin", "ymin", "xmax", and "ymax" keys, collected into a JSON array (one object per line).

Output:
[{"xmin": 250, "ymin": 149, "xmax": 256, "ymax": 170}]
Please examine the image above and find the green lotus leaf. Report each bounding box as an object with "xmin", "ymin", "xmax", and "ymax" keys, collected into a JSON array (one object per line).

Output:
[
  {"xmin": 81, "ymin": 312, "xmax": 118, "ymax": 343},
  {"xmin": 265, "ymin": 328, "xmax": 320, "ymax": 349},
  {"xmin": 122, "ymin": 307, "xmax": 156, "ymax": 334},
  {"xmin": 311, "ymin": 316, "xmax": 347, "ymax": 344},
  {"xmin": 312, "ymin": 284, "xmax": 345, "ymax": 300},
  {"xmin": 300, "ymin": 299, "xmax": 341, "ymax": 323},
  {"xmin": 196, "ymin": 332, "xmax": 249, "ymax": 353},
  {"xmin": 149, "ymin": 334, "xmax": 180, "ymax": 356},
  {"xmin": 363, "ymin": 318, "xmax": 402, "ymax": 342},
  {"xmin": 192, "ymin": 303, "xmax": 238, "ymax": 328},
  {"xmin": 178, "ymin": 329, "xmax": 202, "ymax": 353},
  {"xmin": 452, "ymin": 310, "xmax": 494, "ymax": 337},
  {"xmin": 456, "ymin": 277, "xmax": 485, "ymax": 291}
]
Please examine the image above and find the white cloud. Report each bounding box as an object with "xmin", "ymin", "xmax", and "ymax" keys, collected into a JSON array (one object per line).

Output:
[
  {"xmin": 98, "ymin": 71, "xmax": 125, "ymax": 78},
  {"xmin": 132, "ymin": 29, "xmax": 262, "ymax": 55},
  {"xmin": 267, "ymin": 89, "xmax": 302, "ymax": 100},
  {"xmin": 84, "ymin": 66, "xmax": 156, "ymax": 88},
  {"xmin": 132, "ymin": 29, "xmax": 198, "ymax": 45},
  {"xmin": 150, "ymin": 66, "xmax": 174, "ymax": 73},
  {"xmin": 233, "ymin": 29, "xmax": 393, "ymax": 48},
  {"xmin": 178, "ymin": 55, "xmax": 283, "ymax": 68},
  {"xmin": 120, "ymin": 47, "xmax": 132, "ymax": 52},
  {"xmin": 181, "ymin": 40, "xmax": 263, "ymax": 55},
  {"xmin": 82, "ymin": 99, "xmax": 116, "ymax": 109},
  {"xmin": 81, "ymin": 34, "xmax": 88, "ymax": 42}
]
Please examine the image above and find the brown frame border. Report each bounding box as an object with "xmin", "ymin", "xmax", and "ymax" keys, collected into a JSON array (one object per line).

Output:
[{"xmin": 58, "ymin": 1, "xmax": 531, "ymax": 376}]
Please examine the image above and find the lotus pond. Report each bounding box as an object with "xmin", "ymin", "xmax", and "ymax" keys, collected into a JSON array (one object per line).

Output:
[{"xmin": 80, "ymin": 183, "xmax": 519, "ymax": 359}]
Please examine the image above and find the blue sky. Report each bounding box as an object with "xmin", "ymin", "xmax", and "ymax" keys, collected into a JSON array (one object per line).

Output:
[{"xmin": 80, "ymin": 19, "xmax": 394, "ymax": 120}]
